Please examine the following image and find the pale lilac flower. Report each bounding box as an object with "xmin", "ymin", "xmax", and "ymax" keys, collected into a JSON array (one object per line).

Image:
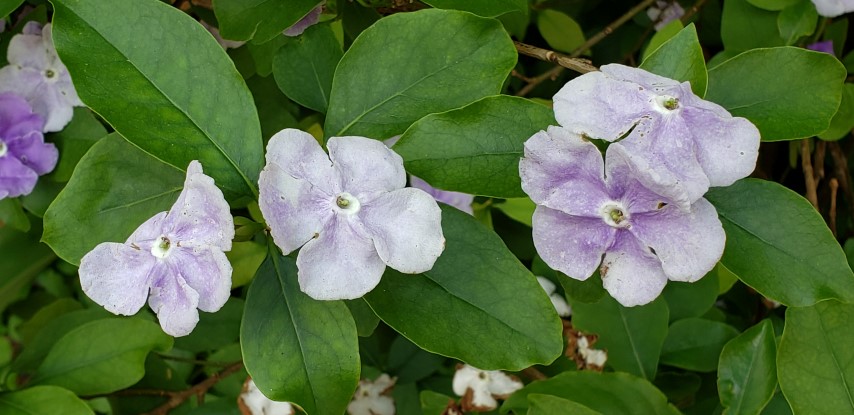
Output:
[
  {"xmin": 811, "ymin": 0, "xmax": 854, "ymax": 17},
  {"xmin": 0, "ymin": 92, "xmax": 54, "ymax": 199},
  {"xmin": 452, "ymin": 364, "xmax": 523, "ymax": 412},
  {"xmin": 807, "ymin": 40, "xmax": 834, "ymax": 54},
  {"xmin": 536, "ymin": 276, "xmax": 571, "ymax": 317},
  {"xmin": 259, "ymin": 129, "xmax": 445, "ymax": 300},
  {"xmin": 647, "ymin": 0, "xmax": 685, "ymax": 31},
  {"xmin": 283, "ymin": 2, "xmax": 323, "ymax": 36},
  {"xmin": 520, "ymin": 126, "xmax": 725, "ymax": 307},
  {"xmin": 79, "ymin": 161, "xmax": 234, "ymax": 337},
  {"xmin": 200, "ymin": 20, "xmax": 246, "ymax": 50},
  {"xmin": 347, "ymin": 374, "xmax": 396, "ymax": 415},
  {"xmin": 0, "ymin": 22, "xmax": 83, "ymax": 132},
  {"xmin": 554, "ymin": 64, "xmax": 760, "ymax": 206},
  {"xmin": 238, "ymin": 379, "xmax": 295, "ymax": 415}
]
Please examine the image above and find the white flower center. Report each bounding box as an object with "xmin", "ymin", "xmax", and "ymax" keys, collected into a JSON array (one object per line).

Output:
[
  {"xmin": 652, "ymin": 94, "xmax": 680, "ymax": 113},
  {"xmin": 600, "ymin": 202, "xmax": 630, "ymax": 228},
  {"xmin": 334, "ymin": 192, "xmax": 361, "ymax": 215},
  {"xmin": 0, "ymin": 140, "xmax": 7, "ymax": 158},
  {"xmin": 150, "ymin": 235, "xmax": 174, "ymax": 258}
]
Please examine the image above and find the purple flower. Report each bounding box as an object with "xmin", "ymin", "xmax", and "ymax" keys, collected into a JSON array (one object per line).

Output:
[
  {"xmin": 409, "ymin": 176, "xmax": 474, "ymax": 215},
  {"xmin": 79, "ymin": 161, "xmax": 234, "ymax": 337},
  {"xmin": 807, "ymin": 40, "xmax": 834, "ymax": 55},
  {"xmin": 0, "ymin": 92, "xmax": 55, "ymax": 198},
  {"xmin": 520, "ymin": 126, "xmax": 725, "ymax": 307},
  {"xmin": 647, "ymin": 0, "xmax": 685, "ymax": 31},
  {"xmin": 811, "ymin": 0, "xmax": 854, "ymax": 17},
  {"xmin": 0, "ymin": 22, "xmax": 83, "ymax": 132},
  {"xmin": 258, "ymin": 129, "xmax": 445, "ymax": 300},
  {"xmin": 554, "ymin": 64, "xmax": 760, "ymax": 206},
  {"xmin": 283, "ymin": 3, "xmax": 323, "ymax": 37}
]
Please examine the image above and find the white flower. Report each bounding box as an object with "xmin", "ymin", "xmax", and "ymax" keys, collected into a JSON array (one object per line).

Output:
[
  {"xmin": 347, "ymin": 374, "xmax": 396, "ymax": 415},
  {"xmin": 577, "ymin": 336, "xmax": 608, "ymax": 369},
  {"xmin": 536, "ymin": 276, "xmax": 571, "ymax": 317},
  {"xmin": 811, "ymin": 0, "xmax": 854, "ymax": 17},
  {"xmin": 238, "ymin": 379, "xmax": 295, "ymax": 415},
  {"xmin": 452, "ymin": 364, "xmax": 523, "ymax": 412}
]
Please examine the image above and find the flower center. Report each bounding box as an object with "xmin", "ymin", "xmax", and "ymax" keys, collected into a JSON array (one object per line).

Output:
[
  {"xmin": 0, "ymin": 140, "xmax": 6, "ymax": 158},
  {"xmin": 150, "ymin": 235, "xmax": 174, "ymax": 258},
  {"xmin": 44, "ymin": 69, "xmax": 55, "ymax": 79},
  {"xmin": 600, "ymin": 202, "xmax": 630, "ymax": 228},
  {"xmin": 653, "ymin": 94, "xmax": 680, "ymax": 112},
  {"xmin": 334, "ymin": 192, "xmax": 360, "ymax": 215}
]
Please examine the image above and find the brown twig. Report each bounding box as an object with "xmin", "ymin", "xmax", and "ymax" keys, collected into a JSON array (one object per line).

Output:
[
  {"xmin": 830, "ymin": 178, "xmax": 839, "ymax": 237},
  {"xmin": 680, "ymin": 0, "xmax": 710, "ymax": 23},
  {"xmin": 511, "ymin": 69, "xmax": 535, "ymax": 83},
  {"xmin": 521, "ymin": 367, "xmax": 548, "ymax": 381},
  {"xmin": 829, "ymin": 142, "xmax": 854, "ymax": 222},
  {"xmin": 802, "ymin": 140, "xmax": 819, "ymax": 209},
  {"xmin": 514, "ymin": 42, "xmax": 598, "ymax": 74},
  {"xmin": 572, "ymin": 0, "xmax": 658, "ymax": 57},
  {"xmin": 142, "ymin": 361, "xmax": 244, "ymax": 415},
  {"xmin": 814, "ymin": 140, "xmax": 827, "ymax": 182},
  {"xmin": 516, "ymin": 66, "xmax": 567, "ymax": 97}
]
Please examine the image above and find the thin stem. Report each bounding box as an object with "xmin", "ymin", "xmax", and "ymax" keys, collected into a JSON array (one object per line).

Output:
[
  {"xmin": 514, "ymin": 42, "xmax": 599, "ymax": 74},
  {"xmin": 830, "ymin": 178, "xmax": 839, "ymax": 237},
  {"xmin": 570, "ymin": 0, "xmax": 658, "ymax": 57},
  {"xmin": 142, "ymin": 361, "xmax": 244, "ymax": 415},
  {"xmin": 521, "ymin": 367, "xmax": 548, "ymax": 381},
  {"xmin": 829, "ymin": 142, "xmax": 854, "ymax": 225},
  {"xmin": 802, "ymin": 139, "xmax": 820, "ymax": 209}
]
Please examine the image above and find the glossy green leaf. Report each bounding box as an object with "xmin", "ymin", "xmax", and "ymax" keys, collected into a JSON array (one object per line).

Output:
[
  {"xmin": 12, "ymin": 309, "xmax": 110, "ymax": 373},
  {"xmin": 706, "ymin": 179, "xmax": 854, "ymax": 306},
  {"xmin": 394, "ymin": 96, "xmax": 555, "ymax": 198},
  {"xmin": 52, "ymin": 0, "xmax": 262, "ymax": 200},
  {"xmin": 345, "ymin": 299, "xmax": 380, "ymax": 337},
  {"xmin": 49, "ymin": 108, "xmax": 108, "ymax": 183},
  {"xmin": 226, "ymin": 241, "xmax": 268, "ymax": 288},
  {"xmin": 779, "ymin": 300, "xmax": 854, "ymax": 414},
  {"xmin": 661, "ymin": 318, "xmax": 739, "ymax": 372},
  {"xmin": 174, "ymin": 298, "xmax": 243, "ymax": 353},
  {"xmin": 500, "ymin": 372, "xmax": 680, "ymax": 415},
  {"xmin": 325, "ymin": 9, "xmax": 517, "ymax": 139},
  {"xmin": 528, "ymin": 394, "xmax": 602, "ymax": 415},
  {"xmin": 0, "ymin": 225, "xmax": 55, "ymax": 314},
  {"xmin": 718, "ymin": 319, "xmax": 777, "ymax": 415},
  {"xmin": 640, "ymin": 24, "xmax": 707, "ymax": 96},
  {"xmin": 706, "ymin": 47, "xmax": 846, "ymax": 141},
  {"xmin": 214, "ymin": 0, "xmax": 320, "ymax": 43},
  {"xmin": 0, "ymin": 198, "xmax": 30, "ymax": 232},
  {"xmin": 777, "ymin": 0, "xmax": 818, "ymax": 45},
  {"xmin": 422, "ymin": 0, "xmax": 527, "ymax": 17},
  {"xmin": 663, "ymin": 271, "xmax": 719, "ymax": 322},
  {"xmin": 364, "ymin": 206, "xmax": 563, "ymax": 370},
  {"xmin": 31, "ymin": 318, "xmax": 173, "ymax": 395},
  {"xmin": 747, "ymin": 0, "xmax": 801, "ymax": 10},
  {"xmin": 273, "ymin": 23, "xmax": 342, "ymax": 112},
  {"xmin": 0, "ymin": 0, "xmax": 24, "ymax": 19},
  {"xmin": 421, "ymin": 390, "xmax": 455, "ymax": 415},
  {"xmin": 0, "ymin": 386, "xmax": 94, "ymax": 415},
  {"xmin": 721, "ymin": 0, "xmax": 785, "ymax": 52},
  {"xmin": 495, "ymin": 197, "xmax": 536, "ymax": 227},
  {"xmin": 537, "ymin": 10, "xmax": 585, "ymax": 53},
  {"xmin": 43, "ymin": 134, "xmax": 185, "ymax": 265},
  {"xmin": 642, "ymin": 20, "xmax": 683, "ymax": 61},
  {"xmin": 819, "ymin": 83, "xmax": 854, "ymax": 141},
  {"xmin": 571, "ymin": 296, "xmax": 669, "ymax": 379},
  {"xmin": 241, "ymin": 251, "xmax": 359, "ymax": 415}
]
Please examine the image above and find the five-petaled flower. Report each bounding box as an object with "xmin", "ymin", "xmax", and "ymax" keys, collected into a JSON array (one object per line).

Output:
[
  {"xmin": 520, "ymin": 126, "xmax": 725, "ymax": 307},
  {"xmin": 0, "ymin": 92, "xmax": 55, "ymax": 198},
  {"xmin": 79, "ymin": 161, "xmax": 234, "ymax": 337},
  {"xmin": 554, "ymin": 64, "xmax": 760, "ymax": 206},
  {"xmin": 452, "ymin": 364, "xmax": 523, "ymax": 412},
  {"xmin": 259, "ymin": 129, "xmax": 445, "ymax": 300},
  {"xmin": 0, "ymin": 22, "xmax": 83, "ymax": 132}
]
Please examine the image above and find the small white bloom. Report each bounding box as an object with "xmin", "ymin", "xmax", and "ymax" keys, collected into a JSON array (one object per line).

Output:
[
  {"xmin": 577, "ymin": 336, "xmax": 608, "ymax": 369},
  {"xmin": 452, "ymin": 364, "xmax": 523, "ymax": 412},
  {"xmin": 811, "ymin": 0, "xmax": 854, "ymax": 17},
  {"xmin": 238, "ymin": 379, "xmax": 295, "ymax": 415},
  {"xmin": 347, "ymin": 374, "xmax": 396, "ymax": 415},
  {"xmin": 536, "ymin": 276, "xmax": 571, "ymax": 317}
]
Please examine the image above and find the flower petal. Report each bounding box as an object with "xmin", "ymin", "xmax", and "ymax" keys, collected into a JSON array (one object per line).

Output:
[
  {"xmin": 600, "ymin": 64, "xmax": 684, "ymax": 94},
  {"xmin": 328, "ymin": 136, "xmax": 406, "ymax": 197},
  {"xmin": 126, "ymin": 211, "xmax": 168, "ymax": 247},
  {"xmin": 553, "ymin": 71, "xmax": 649, "ymax": 140},
  {"xmin": 409, "ymin": 175, "xmax": 474, "ymax": 214},
  {"xmin": 6, "ymin": 30, "xmax": 48, "ymax": 69},
  {"xmin": 532, "ymin": 206, "xmax": 615, "ymax": 281},
  {"xmin": 600, "ymin": 233, "xmax": 668, "ymax": 307},
  {"xmin": 265, "ymin": 128, "xmax": 336, "ymax": 191},
  {"xmin": 149, "ymin": 270, "xmax": 201, "ymax": 337},
  {"xmin": 79, "ymin": 242, "xmax": 155, "ymax": 316},
  {"xmin": 283, "ymin": 3, "xmax": 323, "ymax": 36},
  {"xmin": 36, "ymin": 81, "xmax": 75, "ymax": 133},
  {"xmin": 360, "ymin": 187, "xmax": 444, "ymax": 274},
  {"xmin": 295, "ymin": 215, "xmax": 386, "ymax": 300},
  {"xmin": 520, "ymin": 126, "xmax": 610, "ymax": 216},
  {"xmin": 163, "ymin": 161, "xmax": 234, "ymax": 251},
  {"xmin": 630, "ymin": 198, "xmax": 725, "ymax": 282},
  {"xmin": 0, "ymin": 92, "xmax": 44, "ymax": 138},
  {"xmin": 487, "ymin": 371, "xmax": 524, "ymax": 397},
  {"xmin": 605, "ymin": 142, "xmax": 691, "ymax": 212},
  {"xmin": 170, "ymin": 246, "xmax": 232, "ymax": 312},
  {"xmin": 0, "ymin": 155, "xmax": 38, "ymax": 197},
  {"xmin": 7, "ymin": 131, "xmax": 57, "ymax": 175},
  {"xmin": 681, "ymin": 105, "xmax": 760, "ymax": 188}
]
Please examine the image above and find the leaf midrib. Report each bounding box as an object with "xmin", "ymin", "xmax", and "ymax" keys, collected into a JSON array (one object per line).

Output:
[{"xmin": 816, "ymin": 310, "xmax": 854, "ymax": 411}]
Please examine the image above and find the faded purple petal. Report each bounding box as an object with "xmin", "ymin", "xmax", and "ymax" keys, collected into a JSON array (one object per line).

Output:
[
  {"xmin": 0, "ymin": 156, "xmax": 37, "ymax": 197},
  {"xmin": 519, "ymin": 126, "xmax": 610, "ymax": 216},
  {"xmin": 631, "ymin": 198, "xmax": 724, "ymax": 282},
  {"xmin": 200, "ymin": 20, "xmax": 246, "ymax": 50},
  {"xmin": 409, "ymin": 175, "xmax": 474, "ymax": 214},
  {"xmin": 296, "ymin": 215, "xmax": 386, "ymax": 300},
  {"xmin": 553, "ymin": 72, "xmax": 649, "ymax": 140},
  {"xmin": 169, "ymin": 247, "xmax": 232, "ymax": 312},
  {"xmin": 605, "ymin": 143, "xmax": 688, "ymax": 211},
  {"xmin": 807, "ymin": 40, "xmax": 834, "ymax": 54},
  {"xmin": 163, "ymin": 161, "xmax": 234, "ymax": 251},
  {"xmin": 681, "ymin": 105, "xmax": 760, "ymax": 188},
  {"xmin": 283, "ymin": 3, "xmax": 323, "ymax": 37},
  {"xmin": 79, "ymin": 242, "xmax": 156, "ymax": 316},
  {"xmin": 647, "ymin": 1, "xmax": 685, "ymax": 31},
  {"xmin": 361, "ymin": 188, "xmax": 445, "ymax": 273},
  {"xmin": 600, "ymin": 234, "xmax": 668, "ymax": 307},
  {"xmin": 21, "ymin": 21, "xmax": 42, "ymax": 36},
  {"xmin": 532, "ymin": 206, "xmax": 615, "ymax": 281},
  {"xmin": 811, "ymin": 0, "xmax": 854, "ymax": 17},
  {"xmin": 328, "ymin": 136, "xmax": 406, "ymax": 199},
  {"xmin": 149, "ymin": 269, "xmax": 201, "ymax": 337},
  {"xmin": 126, "ymin": 211, "xmax": 169, "ymax": 247},
  {"xmin": 7, "ymin": 130, "xmax": 57, "ymax": 175}
]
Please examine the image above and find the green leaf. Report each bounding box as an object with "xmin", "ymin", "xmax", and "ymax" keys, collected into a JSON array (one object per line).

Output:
[
  {"xmin": 705, "ymin": 179, "xmax": 854, "ymax": 306},
  {"xmin": 364, "ymin": 206, "xmax": 563, "ymax": 370},
  {"xmin": 778, "ymin": 300, "xmax": 854, "ymax": 414},
  {"xmin": 660, "ymin": 318, "xmax": 739, "ymax": 372},
  {"xmin": 226, "ymin": 241, "xmax": 268, "ymax": 288},
  {"xmin": 705, "ymin": 47, "xmax": 846, "ymax": 141},
  {"xmin": 421, "ymin": 0, "xmax": 527, "ymax": 17},
  {"xmin": 345, "ymin": 299, "xmax": 380, "ymax": 337},
  {"xmin": 174, "ymin": 298, "xmax": 243, "ymax": 353},
  {"xmin": 527, "ymin": 394, "xmax": 602, "ymax": 415},
  {"xmin": 12, "ymin": 309, "xmax": 110, "ymax": 373},
  {"xmin": 0, "ymin": 225, "xmax": 55, "ymax": 314},
  {"xmin": 718, "ymin": 319, "xmax": 778, "ymax": 415},
  {"xmin": 500, "ymin": 371, "xmax": 680, "ymax": 415},
  {"xmin": 777, "ymin": 0, "xmax": 818, "ymax": 45},
  {"xmin": 642, "ymin": 20, "xmax": 684, "ymax": 61},
  {"xmin": 662, "ymin": 271, "xmax": 719, "ymax": 322},
  {"xmin": 536, "ymin": 10, "xmax": 586, "ymax": 54},
  {"xmin": 0, "ymin": 198, "xmax": 30, "ymax": 232},
  {"xmin": 747, "ymin": 0, "xmax": 801, "ymax": 10},
  {"xmin": 0, "ymin": 386, "xmax": 94, "ymax": 415},
  {"xmin": 17, "ymin": 299, "xmax": 83, "ymax": 345},
  {"xmin": 571, "ymin": 296, "xmax": 669, "ymax": 379},
  {"xmin": 819, "ymin": 83, "xmax": 854, "ymax": 141},
  {"xmin": 421, "ymin": 390, "xmax": 455, "ymax": 415},
  {"xmin": 213, "ymin": 0, "xmax": 320, "ymax": 43},
  {"xmin": 52, "ymin": 0, "xmax": 262, "ymax": 200},
  {"xmin": 31, "ymin": 318, "xmax": 173, "ymax": 395},
  {"xmin": 721, "ymin": 0, "xmax": 785, "ymax": 52},
  {"xmin": 0, "ymin": 0, "xmax": 24, "ymax": 19},
  {"xmin": 394, "ymin": 96, "xmax": 555, "ymax": 198},
  {"xmin": 241, "ymin": 251, "xmax": 359, "ymax": 415},
  {"xmin": 43, "ymin": 134, "xmax": 185, "ymax": 265},
  {"xmin": 49, "ymin": 108, "xmax": 108, "ymax": 183},
  {"xmin": 324, "ymin": 9, "xmax": 516, "ymax": 139},
  {"xmin": 640, "ymin": 24, "xmax": 708, "ymax": 96},
  {"xmin": 273, "ymin": 23, "xmax": 342, "ymax": 113},
  {"xmin": 495, "ymin": 197, "xmax": 536, "ymax": 227}
]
